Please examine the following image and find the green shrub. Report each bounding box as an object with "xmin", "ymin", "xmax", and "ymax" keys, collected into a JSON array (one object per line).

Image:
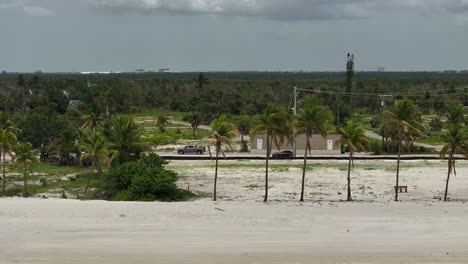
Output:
[
  {"xmin": 369, "ymin": 140, "xmax": 382, "ymax": 155},
  {"xmin": 370, "ymin": 115, "xmax": 383, "ymax": 129},
  {"xmin": 429, "ymin": 117, "xmax": 443, "ymax": 132},
  {"xmin": 105, "ymin": 153, "xmax": 192, "ymax": 201}
]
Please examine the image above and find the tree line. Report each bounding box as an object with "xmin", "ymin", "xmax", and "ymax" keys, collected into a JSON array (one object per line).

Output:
[{"xmin": 210, "ymin": 97, "xmax": 467, "ymax": 203}]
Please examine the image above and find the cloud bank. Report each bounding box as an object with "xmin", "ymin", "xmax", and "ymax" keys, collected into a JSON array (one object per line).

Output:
[
  {"xmin": 0, "ymin": 0, "xmax": 56, "ymax": 16},
  {"xmin": 90, "ymin": 0, "xmax": 468, "ymax": 21}
]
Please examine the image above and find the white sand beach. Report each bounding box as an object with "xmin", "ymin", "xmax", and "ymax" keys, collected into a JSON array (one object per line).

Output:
[{"xmin": 1, "ymin": 159, "xmax": 468, "ymax": 263}]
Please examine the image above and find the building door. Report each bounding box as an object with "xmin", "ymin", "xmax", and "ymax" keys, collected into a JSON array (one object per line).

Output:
[
  {"xmin": 257, "ymin": 139, "xmax": 263, "ymax": 150},
  {"xmin": 327, "ymin": 140, "xmax": 333, "ymax": 151}
]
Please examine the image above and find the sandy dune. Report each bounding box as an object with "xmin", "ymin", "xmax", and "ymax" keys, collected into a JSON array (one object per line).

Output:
[
  {"xmin": 1, "ymin": 199, "xmax": 468, "ymax": 264},
  {"xmin": 1, "ymin": 160, "xmax": 467, "ymax": 263}
]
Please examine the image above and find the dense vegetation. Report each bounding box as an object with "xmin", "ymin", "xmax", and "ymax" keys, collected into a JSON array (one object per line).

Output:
[{"xmin": 0, "ymin": 71, "xmax": 466, "ymax": 201}]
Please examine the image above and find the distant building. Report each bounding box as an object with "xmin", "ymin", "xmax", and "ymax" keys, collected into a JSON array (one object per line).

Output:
[
  {"xmin": 158, "ymin": 68, "xmax": 171, "ymax": 73},
  {"xmin": 250, "ymin": 133, "xmax": 341, "ymax": 155},
  {"xmin": 377, "ymin": 67, "xmax": 385, "ymax": 72},
  {"xmin": 136, "ymin": 69, "xmax": 145, "ymax": 73}
]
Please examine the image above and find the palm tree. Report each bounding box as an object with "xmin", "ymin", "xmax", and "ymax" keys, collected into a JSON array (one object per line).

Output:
[
  {"xmin": 82, "ymin": 106, "xmax": 104, "ymax": 131},
  {"xmin": 251, "ymin": 104, "xmax": 291, "ymax": 202},
  {"xmin": 49, "ymin": 127, "xmax": 78, "ymax": 166},
  {"xmin": 184, "ymin": 112, "xmax": 202, "ymax": 139},
  {"xmin": 296, "ymin": 96, "xmax": 334, "ymax": 202},
  {"xmin": 340, "ymin": 120, "xmax": 368, "ymax": 201},
  {"xmin": 440, "ymin": 124, "xmax": 468, "ymax": 201},
  {"xmin": 99, "ymin": 90, "xmax": 115, "ymax": 120},
  {"xmin": 156, "ymin": 114, "xmax": 169, "ymax": 132},
  {"xmin": 385, "ymin": 100, "xmax": 424, "ymax": 201},
  {"xmin": 80, "ymin": 132, "xmax": 117, "ymax": 196},
  {"xmin": 0, "ymin": 112, "xmax": 18, "ymax": 132},
  {"xmin": 237, "ymin": 116, "xmax": 251, "ymax": 150},
  {"xmin": 194, "ymin": 73, "xmax": 210, "ymax": 91},
  {"xmin": 107, "ymin": 116, "xmax": 145, "ymax": 163},
  {"xmin": 211, "ymin": 115, "xmax": 236, "ymax": 201},
  {"xmin": 446, "ymin": 104, "xmax": 466, "ymax": 126},
  {"xmin": 17, "ymin": 75, "xmax": 27, "ymax": 115},
  {"xmin": 0, "ymin": 129, "xmax": 18, "ymax": 193},
  {"xmin": 13, "ymin": 142, "xmax": 40, "ymax": 197}
]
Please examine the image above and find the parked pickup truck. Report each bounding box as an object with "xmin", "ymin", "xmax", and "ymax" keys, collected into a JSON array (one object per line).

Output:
[{"xmin": 177, "ymin": 145, "xmax": 206, "ymax": 155}]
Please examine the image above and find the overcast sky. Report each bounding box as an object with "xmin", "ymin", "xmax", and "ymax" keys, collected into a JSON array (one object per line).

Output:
[{"xmin": 1, "ymin": 0, "xmax": 468, "ymax": 72}]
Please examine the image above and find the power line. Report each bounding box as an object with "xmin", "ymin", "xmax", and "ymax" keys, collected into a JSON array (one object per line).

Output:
[
  {"xmin": 295, "ymin": 87, "xmax": 465, "ymax": 103},
  {"xmin": 296, "ymin": 87, "xmax": 467, "ymax": 98},
  {"xmin": 296, "ymin": 86, "xmax": 468, "ymax": 97}
]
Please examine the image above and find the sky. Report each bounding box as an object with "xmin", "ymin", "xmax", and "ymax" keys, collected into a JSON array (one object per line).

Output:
[{"xmin": 1, "ymin": 0, "xmax": 468, "ymax": 72}]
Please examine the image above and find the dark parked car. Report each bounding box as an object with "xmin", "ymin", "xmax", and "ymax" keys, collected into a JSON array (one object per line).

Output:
[{"xmin": 272, "ymin": 150, "xmax": 293, "ymax": 159}]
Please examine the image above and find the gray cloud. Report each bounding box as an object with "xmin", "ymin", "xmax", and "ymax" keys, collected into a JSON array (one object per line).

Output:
[
  {"xmin": 0, "ymin": 0, "xmax": 56, "ymax": 16},
  {"xmin": 89, "ymin": 0, "xmax": 468, "ymax": 21}
]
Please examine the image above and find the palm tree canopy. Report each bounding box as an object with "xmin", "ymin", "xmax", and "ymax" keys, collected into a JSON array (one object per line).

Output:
[
  {"xmin": 340, "ymin": 120, "xmax": 368, "ymax": 154},
  {"xmin": 184, "ymin": 112, "xmax": 202, "ymax": 129},
  {"xmin": 440, "ymin": 124, "xmax": 468, "ymax": 159},
  {"xmin": 13, "ymin": 142, "xmax": 40, "ymax": 168},
  {"xmin": 446, "ymin": 104, "xmax": 466, "ymax": 126},
  {"xmin": 251, "ymin": 104, "xmax": 292, "ymax": 150},
  {"xmin": 0, "ymin": 112, "xmax": 18, "ymax": 133},
  {"xmin": 157, "ymin": 114, "xmax": 169, "ymax": 126},
  {"xmin": 211, "ymin": 115, "xmax": 236, "ymax": 149},
  {"xmin": 0, "ymin": 129, "xmax": 18, "ymax": 154},
  {"xmin": 237, "ymin": 116, "xmax": 251, "ymax": 136},
  {"xmin": 82, "ymin": 108, "xmax": 104, "ymax": 131},
  {"xmin": 194, "ymin": 73, "xmax": 210, "ymax": 90},
  {"xmin": 385, "ymin": 100, "xmax": 425, "ymax": 135},
  {"xmin": 296, "ymin": 96, "xmax": 335, "ymax": 138},
  {"xmin": 80, "ymin": 132, "xmax": 117, "ymax": 167},
  {"xmin": 107, "ymin": 116, "xmax": 145, "ymax": 161}
]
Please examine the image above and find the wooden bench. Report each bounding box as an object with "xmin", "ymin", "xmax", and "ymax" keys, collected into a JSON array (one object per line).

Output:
[{"xmin": 394, "ymin": 186, "xmax": 408, "ymax": 193}]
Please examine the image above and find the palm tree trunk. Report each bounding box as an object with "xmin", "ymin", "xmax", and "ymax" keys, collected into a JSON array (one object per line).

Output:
[
  {"xmin": 444, "ymin": 154, "xmax": 453, "ymax": 201},
  {"xmin": 264, "ymin": 134, "xmax": 270, "ymax": 202},
  {"xmin": 21, "ymin": 88, "xmax": 26, "ymax": 116},
  {"xmin": 395, "ymin": 127, "xmax": 402, "ymax": 202},
  {"xmin": 95, "ymin": 159, "xmax": 104, "ymax": 176},
  {"xmin": 193, "ymin": 127, "xmax": 196, "ymax": 139},
  {"xmin": 84, "ymin": 172, "xmax": 92, "ymax": 199},
  {"xmin": 347, "ymin": 152, "xmax": 353, "ymax": 201},
  {"xmin": 241, "ymin": 133, "xmax": 244, "ymax": 146},
  {"xmin": 2, "ymin": 152, "xmax": 6, "ymax": 193},
  {"xmin": 300, "ymin": 136, "xmax": 309, "ymax": 202},
  {"xmin": 85, "ymin": 160, "xmax": 94, "ymax": 198},
  {"xmin": 23, "ymin": 164, "xmax": 27, "ymax": 197},
  {"xmin": 213, "ymin": 143, "xmax": 220, "ymax": 201}
]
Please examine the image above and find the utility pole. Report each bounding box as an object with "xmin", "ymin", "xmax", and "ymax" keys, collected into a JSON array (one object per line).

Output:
[
  {"xmin": 379, "ymin": 95, "xmax": 393, "ymax": 152},
  {"xmin": 292, "ymin": 86, "xmax": 297, "ymax": 158}
]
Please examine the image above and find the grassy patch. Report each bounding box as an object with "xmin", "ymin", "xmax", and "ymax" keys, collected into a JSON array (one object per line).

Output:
[
  {"xmin": 124, "ymin": 108, "xmax": 188, "ymax": 121},
  {"xmin": 417, "ymin": 131, "xmax": 445, "ymax": 146},
  {"xmin": 8, "ymin": 162, "xmax": 88, "ymax": 177}
]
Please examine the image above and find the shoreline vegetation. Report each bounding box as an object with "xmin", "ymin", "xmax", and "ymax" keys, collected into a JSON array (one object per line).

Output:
[{"xmin": 1, "ymin": 159, "xmax": 467, "ymax": 203}]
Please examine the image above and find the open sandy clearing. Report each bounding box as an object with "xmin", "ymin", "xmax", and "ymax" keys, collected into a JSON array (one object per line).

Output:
[{"xmin": 170, "ymin": 159, "xmax": 468, "ymax": 203}]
